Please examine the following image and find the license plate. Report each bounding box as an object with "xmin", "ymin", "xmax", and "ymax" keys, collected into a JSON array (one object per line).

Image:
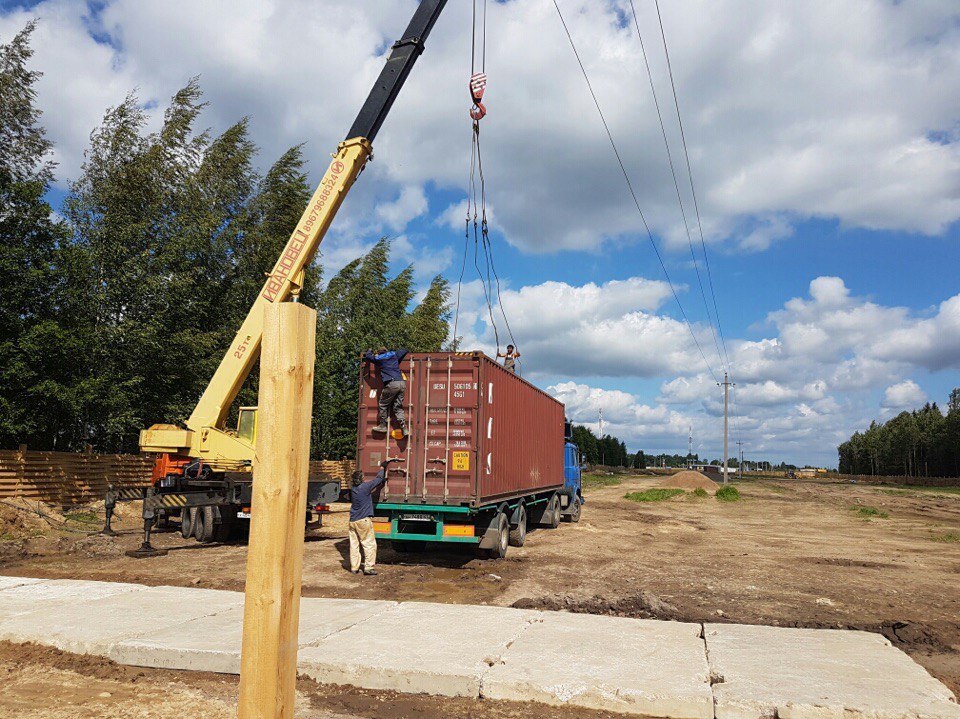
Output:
[{"xmin": 401, "ymin": 513, "xmax": 433, "ymax": 522}]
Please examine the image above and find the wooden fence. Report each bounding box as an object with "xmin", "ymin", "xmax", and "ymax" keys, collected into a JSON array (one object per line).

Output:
[{"xmin": 0, "ymin": 447, "xmax": 357, "ymax": 506}]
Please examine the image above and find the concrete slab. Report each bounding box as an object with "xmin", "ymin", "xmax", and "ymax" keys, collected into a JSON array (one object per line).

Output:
[
  {"xmin": 482, "ymin": 611, "xmax": 713, "ymax": 718},
  {"xmin": 705, "ymin": 623, "xmax": 960, "ymax": 719},
  {"xmin": 0, "ymin": 584, "xmax": 241, "ymax": 656},
  {"xmin": 0, "ymin": 576, "xmax": 46, "ymax": 591},
  {"xmin": 297, "ymin": 602, "xmax": 541, "ymax": 698},
  {"xmin": 0, "ymin": 578, "xmax": 144, "ymax": 623},
  {"xmin": 111, "ymin": 597, "xmax": 397, "ymax": 673}
]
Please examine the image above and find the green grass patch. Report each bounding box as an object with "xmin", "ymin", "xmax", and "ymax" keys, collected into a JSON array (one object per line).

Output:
[
  {"xmin": 931, "ymin": 531, "xmax": 960, "ymax": 543},
  {"xmin": 64, "ymin": 511, "xmax": 99, "ymax": 525},
  {"xmin": 877, "ymin": 488, "xmax": 914, "ymax": 497},
  {"xmin": 625, "ymin": 488, "xmax": 684, "ymax": 502},
  {"xmin": 691, "ymin": 487, "xmax": 709, "ymax": 498},
  {"xmin": 0, "ymin": 532, "xmax": 16, "ymax": 541},
  {"xmin": 715, "ymin": 485, "xmax": 741, "ymax": 502},
  {"xmin": 582, "ymin": 473, "xmax": 622, "ymax": 489},
  {"xmin": 852, "ymin": 506, "xmax": 889, "ymax": 519}
]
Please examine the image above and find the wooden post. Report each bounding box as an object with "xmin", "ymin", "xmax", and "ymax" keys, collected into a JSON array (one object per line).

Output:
[{"xmin": 238, "ymin": 302, "xmax": 316, "ymax": 719}]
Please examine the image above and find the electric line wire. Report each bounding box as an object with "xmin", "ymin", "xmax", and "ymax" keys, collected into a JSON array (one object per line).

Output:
[
  {"xmin": 652, "ymin": 0, "xmax": 731, "ymax": 373},
  {"xmin": 552, "ymin": 0, "xmax": 720, "ymax": 385},
  {"xmin": 627, "ymin": 0, "xmax": 726, "ymax": 376}
]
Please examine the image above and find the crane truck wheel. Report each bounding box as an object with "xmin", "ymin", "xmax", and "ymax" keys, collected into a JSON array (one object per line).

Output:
[
  {"xmin": 181, "ymin": 507, "xmax": 195, "ymax": 539},
  {"xmin": 508, "ymin": 505, "xmax": 527, "ymax": 547},
  {"xmin": 197, "ymin": 506, "xmax": 217, "ymax": 543}
]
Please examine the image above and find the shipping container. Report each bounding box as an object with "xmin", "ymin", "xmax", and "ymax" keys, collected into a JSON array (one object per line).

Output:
[{"xmin": 355, "ymin": 351, "xmax": 583, "ymax": 558}]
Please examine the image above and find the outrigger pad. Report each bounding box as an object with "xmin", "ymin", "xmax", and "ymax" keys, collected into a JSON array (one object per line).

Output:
[{"xmin": 125, "ymin": 545, "xmax": 168, "ymax": 559}]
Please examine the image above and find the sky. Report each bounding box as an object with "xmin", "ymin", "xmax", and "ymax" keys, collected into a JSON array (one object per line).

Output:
[{"xmin": 2, "ymin": 0, "xmax": 959, "ymax": 467}]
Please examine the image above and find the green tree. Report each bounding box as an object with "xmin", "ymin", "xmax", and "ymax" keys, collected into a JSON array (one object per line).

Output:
[
  {"xmin": 0, "ymin": 22, "xmax": 74, "ymax": 449},
  {"xmin": 312, "ymin": 239, "xmax": 450, "ymax": 459}
]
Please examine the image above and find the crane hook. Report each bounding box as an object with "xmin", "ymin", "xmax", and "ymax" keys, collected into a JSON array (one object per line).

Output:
[{"xmin": 469, "ymin": 72, "xmax": 487, "ymax": 120}]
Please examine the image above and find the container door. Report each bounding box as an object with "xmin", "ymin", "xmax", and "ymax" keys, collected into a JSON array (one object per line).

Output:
[
  {"xmin": 403, "ymin": 355, "xmax": 479, "ymax": 503},
  {"xmin": 357, "ymin": 356, "xmax": 413, "ymax": 501}
]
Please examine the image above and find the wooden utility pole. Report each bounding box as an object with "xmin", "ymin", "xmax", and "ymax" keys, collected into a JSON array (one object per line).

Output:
[{"xmin": 238, "ymin": 303, "xmax": 316, "ymax": 719}]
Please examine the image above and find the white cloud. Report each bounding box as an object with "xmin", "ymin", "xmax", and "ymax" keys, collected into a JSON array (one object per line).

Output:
[
  {"xmin": 375, "ymin": 185, "xmax": 428, "ymax": 232},
  {"xmin": 5, "ymin": 0, "xmax": 960, "ymax": 250},
  {"xmin": 881, "ymin": 380, "xmax": 927, "ymax": 409}
]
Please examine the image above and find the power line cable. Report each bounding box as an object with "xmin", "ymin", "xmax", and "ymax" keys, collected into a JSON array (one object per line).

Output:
[
  {"xmin": 627, "ymin": 0, "xmax": 726, "ymax": 376},
  {"xmin": 652, "ymin": 0, "xmax": 731, "ymax": 372},
  {"xmin": 552, "ymin": 0, "xmax": 720, "ymax": 385}
]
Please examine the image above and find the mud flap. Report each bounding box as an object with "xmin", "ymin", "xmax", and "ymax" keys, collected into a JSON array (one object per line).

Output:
[{"xmin": 477, "ymin": 512, "xmax": 501, "ymax": 550}]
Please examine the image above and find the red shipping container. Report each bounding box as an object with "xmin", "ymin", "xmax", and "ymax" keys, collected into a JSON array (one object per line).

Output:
[{"xmin": 356, "ymin": 351, "xmax": 565, "ymax": 507}]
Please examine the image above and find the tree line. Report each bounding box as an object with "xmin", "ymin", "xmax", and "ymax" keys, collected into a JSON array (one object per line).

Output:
[
  {"xmin": 570, "ymin": 425, "xmax": 630, "ymax": 466},
  {"xmin": 0, "ymin": 23, "xmax": 449, "ymax": 459},
  {"xmin": 838, "ymin": 390, "xmax": 960, "ymax": 477}
]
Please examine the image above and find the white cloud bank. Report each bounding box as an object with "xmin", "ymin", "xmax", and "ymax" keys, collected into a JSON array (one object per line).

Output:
[
  {"xmin": 3, "ymin": 0, "xmax": 959, "ymax": 251},
  {"xmin": 455, "ymin": 274, "xmax": 960, "ymax": 464}
]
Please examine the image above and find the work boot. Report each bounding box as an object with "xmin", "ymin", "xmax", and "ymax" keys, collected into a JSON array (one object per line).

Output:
[
  {"xmin": 372, "ymin": 424, "xmax": 387, "ymax": 435},
  {"xmin": 363, "ymin": 568, "xmax": 378, "ymax": 576}
]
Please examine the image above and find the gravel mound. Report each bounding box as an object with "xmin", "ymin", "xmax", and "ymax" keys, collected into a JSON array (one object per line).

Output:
[{"xmin": 658, "ymin": 470, "xmax": 720, "ymax": 494}]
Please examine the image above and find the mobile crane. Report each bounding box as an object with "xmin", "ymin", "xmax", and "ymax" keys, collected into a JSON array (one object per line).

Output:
[{"xmin": 112, "ymin": 0, "xmax": 451, "ymax": 557}]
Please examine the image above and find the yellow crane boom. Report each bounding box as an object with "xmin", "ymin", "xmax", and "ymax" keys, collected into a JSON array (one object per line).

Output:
[{"xmin": 140, "ymin": 0, "xmax": 448, "ymax": 471}]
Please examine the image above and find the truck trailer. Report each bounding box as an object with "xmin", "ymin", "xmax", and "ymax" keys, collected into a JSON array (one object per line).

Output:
[{"xmin": 356, "ymin": 351, "xmax": 583, "ymax": 558}]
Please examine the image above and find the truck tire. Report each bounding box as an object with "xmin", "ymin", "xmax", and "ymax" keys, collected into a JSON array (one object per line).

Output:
[
  {"xmin": 508, "ymin": 505, "xmax": 527, "ymax": 547},
  {"xmin": 194, "ymin": 506, "xmax": 216, "ymax": 543},
  {"xmin": 487, "ymin": 512, "xmax": 509, "ymax": 559},
  {"xmin": 564, "ymin": 496, "xmax": 582, "ymax": 523},
  {"xmin": 546, "ymin": 494, "xmax": 561, "ymax": 529},
  {"xmin": 181, "ymin": 507, "xmax": 195, "ymax": 539}
]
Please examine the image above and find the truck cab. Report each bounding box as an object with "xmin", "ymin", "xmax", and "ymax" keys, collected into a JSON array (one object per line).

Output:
[{"xmin": 560, "ymin": 424, "xmax": 583, "ymax": 522}]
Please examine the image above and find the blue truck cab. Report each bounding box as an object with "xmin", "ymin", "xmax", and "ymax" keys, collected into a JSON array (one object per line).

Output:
[{"xmin": 560, "ymin": 426, "xmax": 583, "ymax": 522}]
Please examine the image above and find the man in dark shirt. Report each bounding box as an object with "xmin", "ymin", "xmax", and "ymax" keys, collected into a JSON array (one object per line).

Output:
[
  {"xmin": 348, "ymin": 460, "xmax": 394, "ymax": 575},
  {"xmin": 363, "ymin": 347, "xmax": 409, "ymax": 436}
]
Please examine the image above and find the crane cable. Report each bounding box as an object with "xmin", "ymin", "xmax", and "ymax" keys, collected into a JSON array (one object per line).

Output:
[
  {"xmin": 552, "ymin": 0, "xmax": 720, "ymax": 385},
  {"xmin": 452, "ymin": 0, "xmax": 521, "ymax": 372}
]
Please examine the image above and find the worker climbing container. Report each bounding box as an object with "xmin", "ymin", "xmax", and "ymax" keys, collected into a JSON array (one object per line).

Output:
[{"xmin": 356, "ymin": 351, "xmax": 580, "ymax": 557}]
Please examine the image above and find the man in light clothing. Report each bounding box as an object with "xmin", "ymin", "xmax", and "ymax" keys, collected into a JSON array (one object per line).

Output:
[{"xmin": 348, "ymin": 460, "xmax": 394, "ymax": 575}]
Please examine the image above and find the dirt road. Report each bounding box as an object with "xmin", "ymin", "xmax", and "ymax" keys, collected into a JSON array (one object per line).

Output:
[{"xmin": 2, "ymin": 476, "xmax": 959, "ymax": 695}]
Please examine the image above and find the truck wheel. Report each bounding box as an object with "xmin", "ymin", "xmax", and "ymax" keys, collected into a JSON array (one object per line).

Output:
[
  {"xmin": 546, "ymin": 494, "xmax": 561, "ymax": 529},
  {"xmin": 181, "ymin": 507, "xmax": 195, "ymax": 539},
  {"xmin": 194, "ymin": 506, "xmax": 216, "ymax": 543},
  {"xmin": 564, "ymin": 496, "xmax": 582, "ymax": 523},
  {"xmin": 508, "ymin": 505, "xmax": 527, "ymax": 547},
  {"xmin": 488, "ymin": 512, "xmax": 509, "ymax": 559}
]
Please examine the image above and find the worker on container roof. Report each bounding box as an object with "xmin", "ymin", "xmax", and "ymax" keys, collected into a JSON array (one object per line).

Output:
[
  {"xmin": 363, "ymin": 346, "xmax": 409, "ymax": 436},
  {"xmin": 497, "ymin": 344, "xmax": 520, "ymax": 374},
  {"xmin": 348, "ymin": 459, "xmax": 395, "ymax": 576}
]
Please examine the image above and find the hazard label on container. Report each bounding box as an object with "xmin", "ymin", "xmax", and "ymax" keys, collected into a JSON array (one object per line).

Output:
[{"xmin": 452, "ymin": 451, "xmax": 470, "ymax": 471}]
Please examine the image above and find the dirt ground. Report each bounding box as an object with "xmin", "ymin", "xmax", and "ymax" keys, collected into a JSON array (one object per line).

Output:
[{"xmin": 2, "ymin": 476, "xmax": 959, "ymax": 704}]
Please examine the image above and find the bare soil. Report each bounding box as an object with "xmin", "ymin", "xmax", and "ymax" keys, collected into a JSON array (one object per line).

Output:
[
  {"xmin": 0, "ymin": 641, "xmax": 631, "ymax": 719},
  {"xmin": 2, "ymin": 476, "xmax": 959, "ymax": 698}
]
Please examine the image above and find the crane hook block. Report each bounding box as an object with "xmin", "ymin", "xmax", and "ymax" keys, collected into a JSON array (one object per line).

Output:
[{"xmin": 469, "ymin": 72, "xmax": 487, "ymax": 120}]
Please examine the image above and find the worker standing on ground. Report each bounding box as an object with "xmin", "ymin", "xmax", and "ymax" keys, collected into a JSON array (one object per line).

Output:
[
  {"xmin": 497, "ymin": 345, "xmax": 521, "ymax": 374},
  {"xmin": 348, "ymin": 460, "xmax": 394, "ymax": 575},
  {"xmin": 363, "ymin": 347, "xmax": 408, "ymax": 435}
]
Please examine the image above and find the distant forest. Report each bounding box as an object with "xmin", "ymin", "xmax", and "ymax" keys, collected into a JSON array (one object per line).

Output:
[{"xmin": 838, "ymin": 389, "xmax": 960, "ymax": 477}]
